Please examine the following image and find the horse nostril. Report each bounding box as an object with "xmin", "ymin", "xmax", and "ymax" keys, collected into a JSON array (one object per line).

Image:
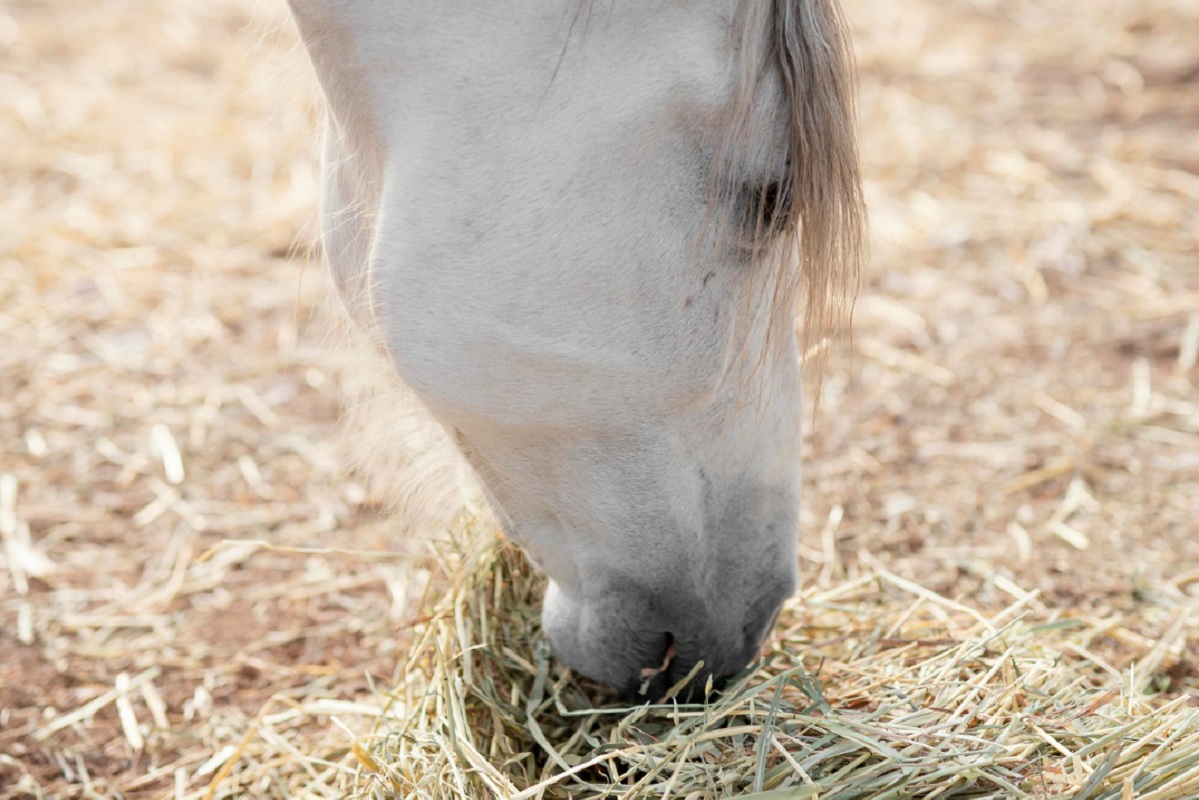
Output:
[
  {"xmin": 754, "ymin": 605, "xmax": 783, "ymax": 649},
  {"xmin": 638, "ymin": 633, "xmax": 676, "ymax": 685},
  {"xmin": 742, "ymin": 594, "xmax": 787, "ymax": 656},
  {"xmin": 623, "ymin": 632, "xmax": 677, "ymax": 702}
]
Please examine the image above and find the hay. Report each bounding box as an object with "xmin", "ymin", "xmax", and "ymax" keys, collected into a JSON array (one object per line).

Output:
[
  {"xmin": 2, "ymin": 0, "xmax": 1197, "ymax": 797},
  {"xmin": 324, "ymin": 531, "xmax": 1199, "ymax": 799}
]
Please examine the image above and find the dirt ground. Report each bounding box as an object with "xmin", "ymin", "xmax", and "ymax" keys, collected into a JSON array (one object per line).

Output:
[{"xmin": 1, "ymin": 0, "xmax": 1196, "ymax": 797}]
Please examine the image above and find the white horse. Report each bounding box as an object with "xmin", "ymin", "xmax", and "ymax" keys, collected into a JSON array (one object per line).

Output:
[{"xmin": 287, "ymin": 0, "xmax": 863, "ymax": 699}]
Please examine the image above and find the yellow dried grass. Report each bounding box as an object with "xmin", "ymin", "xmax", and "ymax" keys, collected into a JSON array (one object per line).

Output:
[{"xmin": 328, "ymin": 531, "xmax": 1199, "ymax": 799}]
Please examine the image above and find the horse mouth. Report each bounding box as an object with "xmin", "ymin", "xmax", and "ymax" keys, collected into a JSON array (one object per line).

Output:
[
  {"xmin": 630, "ymin": 633, "xmax": 727, "ymax": 703},
  {"xmin": 628, "ymin": 604, "xmax": 783, "ymax": 703}
]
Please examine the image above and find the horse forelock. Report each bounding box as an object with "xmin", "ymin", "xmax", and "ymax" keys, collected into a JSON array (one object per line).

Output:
[{"xmin": 720, "ymin": 0, "xmax": 865, "ymax": 384}]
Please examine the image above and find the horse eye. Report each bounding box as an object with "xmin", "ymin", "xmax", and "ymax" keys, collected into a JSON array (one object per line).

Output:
[{"xmin": 743, "ymin": 179, "xmax": 792, "ymax": 234}]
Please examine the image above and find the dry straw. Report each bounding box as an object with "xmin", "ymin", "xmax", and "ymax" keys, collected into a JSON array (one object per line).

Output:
[{"xmin": 313, "ymin": 529, "xmax": 1198, "ymax": 800}]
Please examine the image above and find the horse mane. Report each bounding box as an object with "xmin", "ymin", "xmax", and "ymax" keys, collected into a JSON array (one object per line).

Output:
[{"xmin": 723, "ymin": 0, "xmax": 865, "ymax": 379}]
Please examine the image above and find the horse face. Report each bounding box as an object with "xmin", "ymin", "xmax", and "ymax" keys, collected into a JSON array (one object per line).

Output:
[{"xmin": 291, "ymin": 1, "xmax": 804, "ymax": 697}]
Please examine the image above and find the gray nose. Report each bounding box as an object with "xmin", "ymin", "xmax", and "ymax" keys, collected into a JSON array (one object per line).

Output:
[
  {"xmin": 623, "ymin": 597, "xmax": 786, "ymax": 702},
  {"xmin": 541, "ymin": 568, "xmax": 794, "ymax": 702}
]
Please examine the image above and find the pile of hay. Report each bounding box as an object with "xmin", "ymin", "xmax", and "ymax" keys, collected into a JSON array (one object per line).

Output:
[{"xmin": 305, "ymin": 530, "xmax": 1196, "ymax": 799}]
